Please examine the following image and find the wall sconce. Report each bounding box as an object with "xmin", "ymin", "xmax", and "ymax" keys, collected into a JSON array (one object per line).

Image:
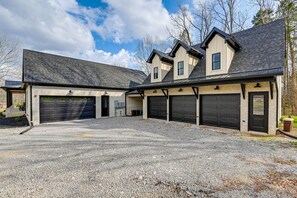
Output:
[
  {"xmin": 214, "ymin": 86, "xmax": 219, "ymax": 90},
  {"xmin": 178, "ymin": 88, "xmax": 183, "ymax": 92},
  {"xmin": 153, "ymin": 90, "xmax": 157, "ymax": 93},
  {"xmin": 104, "ymin": 91, "xmax": 108, "ymax": 95},
  {"xmin": 254, "ymin": 83, "xmax": 261, "ymax": 88},
  {"xmin": 69, "ymin": 90, "xmax": 73, "ymax": 94}
]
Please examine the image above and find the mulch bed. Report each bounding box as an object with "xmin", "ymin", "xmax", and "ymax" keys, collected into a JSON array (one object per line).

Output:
[{"xmin": 0, "ymin": 116, "xmax": 29, "ymax": 129}]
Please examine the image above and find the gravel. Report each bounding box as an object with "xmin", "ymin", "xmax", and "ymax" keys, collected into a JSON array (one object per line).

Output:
[{"xmin": 0, "ymin": 116, "xmax": 297, "ymax": 197}]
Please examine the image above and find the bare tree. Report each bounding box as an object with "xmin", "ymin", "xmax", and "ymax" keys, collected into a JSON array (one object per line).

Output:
[
  {"xmin": 168, "ymin": 4, "xmax": 193, "ymax": 45},
  {"xmin": 213, "ymin": 0, "xmax": 248, "ymax": 33},
  {"xmin": 190, "ymin": 0, "xmax": 215, "ymax": 43},
  {"xmin": 0, "ymin": 35, "xmax": 20, "ymax": 81},
  {"xmin": 134, "ymin": 36, "xmax": 169, "ymax": 75}
]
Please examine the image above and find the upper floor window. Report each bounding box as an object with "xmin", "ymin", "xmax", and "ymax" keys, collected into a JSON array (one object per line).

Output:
[
  {"xmin": 178, "ymin": 61, "xmax": 184, "ymax": 75},
  {"xmin": 212, "ymin": 53, "xmax": 221, "ymax": 70},
  {"xmin": 153, "ymin": 67, "xmax": 158, "ymax": 79}
]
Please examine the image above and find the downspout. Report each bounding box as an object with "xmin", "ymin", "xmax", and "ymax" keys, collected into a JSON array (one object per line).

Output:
[
  {"xmin": 30, "ymin": 85, "xmax": 33, "ymax": 125},
  {"xmin": 125, "ymin": 92, "xmax": 127, "ymax": 116},
  {"xmin": 275, "ymin": 77, "xmax": 279, "ymax": 128}
]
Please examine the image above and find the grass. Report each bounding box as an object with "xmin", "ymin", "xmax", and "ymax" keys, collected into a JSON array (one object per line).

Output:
[{"xmin": 279, "ymin": 115, "xmax": 297, "ymax": 128}]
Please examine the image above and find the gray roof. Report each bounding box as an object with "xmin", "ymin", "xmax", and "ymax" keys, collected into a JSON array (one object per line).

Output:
[
  {"xmin": 138, "ymin": 19, "xmax": 285, "ymax": 89},
  {"xmin": 170, "ymin": 40, "xmax": 203, "ymax": 58},
  {"xmin": 147, "ymin": 49, "xmax": 173, "ymax": 63},
  {"xmin": 23, "ymin": 50, "xmax": 147, "ymax": 89}
]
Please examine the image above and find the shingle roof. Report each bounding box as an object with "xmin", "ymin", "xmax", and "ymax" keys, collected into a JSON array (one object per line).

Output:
[
  {"xmin": 23, "ymin": 50, "xmax": 147, "ymax": 89},
  {"xmin": 169, "ymin": 40, "xmax": 203, "ymax": 58},
  {"xmin": 147, "ymin": 49, "xmax": 173, "ymax": 63},
  {"xmin": 138, "ymin": 19, "xmax": 285, "ymax": 89}
]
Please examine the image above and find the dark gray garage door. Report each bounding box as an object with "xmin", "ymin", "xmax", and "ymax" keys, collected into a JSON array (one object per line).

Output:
[
  {"xmin": 40, "ymin": 96, "xmax": 95, "ymax": 123},
  {"xmin": 148, "ymin": 96, "xmax": 167, "ymax": 120},
  {"xmin": 170, "ymin": 95, "xmax": 196, "ymax": 124},
  {"xmin": 200, "ymin": 94, "xmax": 240, "ymax": 129}
]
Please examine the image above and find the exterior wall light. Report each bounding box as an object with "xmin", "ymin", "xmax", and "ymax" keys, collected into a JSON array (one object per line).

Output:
[
  {"xmin": 214, "ymin": 86, "xmax": 219, "ymax": 90},
  {"xmin": 153, "ymin": 90, "xmax": 157, "ymax": 93},
  {"xmin": 178, "ymin": 88, "xmax": 183, "ymax": 92},
  {"xmin": 69, "ymin": 90, "xmax": 73, "ymax": 94},
  {"xmin": 104, "ymin": 91, "xmax": 108, "ymax": 95},
  {"xmin": 254, "ymin": 83, "xmax": 261, "ymax": 88}
]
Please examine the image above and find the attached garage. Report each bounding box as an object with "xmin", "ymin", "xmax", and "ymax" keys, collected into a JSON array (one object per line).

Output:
[
  {"xmin": 170, "ymin": 95, "xmax": 196, "ymax": 124},
  {"xmin": 40, "ymin": 96, "xmax": 95, "ymax": 123},
  {"xmin": 200, "ymin": 94, "xmax": 240, "ymax": 129},
  {"xmin": 147, "ymin": 96, "xmax": 167, "ymax": 120}
]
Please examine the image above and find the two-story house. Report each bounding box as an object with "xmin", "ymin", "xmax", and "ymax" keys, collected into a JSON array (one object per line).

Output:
[{"xmin": 136, "ymin": 19, "xmax": 285, "ymax": 135}]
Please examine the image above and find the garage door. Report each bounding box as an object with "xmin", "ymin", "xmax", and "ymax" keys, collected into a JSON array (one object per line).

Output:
[
  {"xmin": 40, "ymin": 96, "xmax": 95, "ymax": 123},
  {"xmin": 148, "ymin": 96, "xmax": 167, "ymax": 120},
  {"xmin": 170, "ymin": 95, "xmax": 196, "ymax": 124},
  {"xmin": 200, "ymin": 94, "xmax": 240, "ymax": 129}
]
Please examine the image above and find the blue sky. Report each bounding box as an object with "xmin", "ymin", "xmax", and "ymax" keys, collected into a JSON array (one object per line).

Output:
[{"xmin": 0, "ymin": 0, "xmax": 257, "ymax": 77}]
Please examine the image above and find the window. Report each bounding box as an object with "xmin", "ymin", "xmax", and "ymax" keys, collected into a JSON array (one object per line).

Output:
[
  {"xmin": 178, "ymin": 61, "xmax": 184, "ymax": 75},
  {"xmin": 212, "ymin": 53, "xmax": 221, "ymax": 70},
  {"xmin": 253, "ymin": 95, "xmax": 264, "ymax": 115},
  {"xmin": 153, "ymin": 67, "xmax": 158, "ymax": 79}
]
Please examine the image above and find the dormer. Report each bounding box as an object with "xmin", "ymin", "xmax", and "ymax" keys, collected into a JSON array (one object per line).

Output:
[
  {"xmin": 169, "ymin": 40, "xmax": 203, "ymax": 80},
  {"xmin": 147, "ymin": 49, "xmax": 173, "ymax": 83},
  {"xmin": 201, "ymin": 28, "xmax": 240, "ymax": 76}
]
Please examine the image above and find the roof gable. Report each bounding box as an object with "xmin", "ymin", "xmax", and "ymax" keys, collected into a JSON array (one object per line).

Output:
[
  {"xmin": 169, "ymin": 40, "xmax": 203, "ymax": 58},
  {"xmin": 147, "ymin": 49, "xmax": 173, "ymax": 64},
  {"xmin": 200, "ymin": 27, "xmax": 241, "ymax": 51}
]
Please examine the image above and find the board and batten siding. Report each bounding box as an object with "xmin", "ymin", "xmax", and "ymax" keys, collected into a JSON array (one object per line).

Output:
[
  {"xmin": 26, "ymin": 85, "xmax": 126, "ymax": 125},
  {"xmin": 143, "ymin": 77, "xmax": 281, "ymax": 135}
]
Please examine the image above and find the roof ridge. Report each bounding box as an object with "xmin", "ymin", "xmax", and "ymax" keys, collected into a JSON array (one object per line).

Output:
[{"xmin": 23, "ymin": 49, "xmax": 145, "ymax": 74}]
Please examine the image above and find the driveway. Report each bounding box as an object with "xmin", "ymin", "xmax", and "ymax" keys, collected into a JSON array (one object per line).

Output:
[{"xmin": 0, "ymin": 117, "xmax": 297, "ymax": 197}]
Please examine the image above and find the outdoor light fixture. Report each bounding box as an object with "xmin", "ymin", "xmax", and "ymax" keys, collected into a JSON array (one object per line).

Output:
[
  {"xmin": 214, "ymin": 86, "xmax": 219, "ymax": 90},
  {"xmin": 153, "ymin": 90, "xmax": 157, "ymax": 93},
  {"xmin": 254, "ymin": 83, "xmax": 261, "ymax": 88},
  {"xmin": 104, "ymin": 91, "xmax": 108, "ymax": 95},
  {"xmin": 69, "ymin": 90, "xmax": 73, "ymax": 94},
  {"xmin": 178, "ymin": 88, "xmax": 183, "ymax": 92}
]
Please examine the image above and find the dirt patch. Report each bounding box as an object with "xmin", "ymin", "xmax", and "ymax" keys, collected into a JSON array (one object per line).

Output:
[
  {"xmin": 154, "ymin": 180, "xmax": 197, "ymax": 197},
  {"xmin": 274, "ymin": 158, "xmax": 297, "ymax": 165}
]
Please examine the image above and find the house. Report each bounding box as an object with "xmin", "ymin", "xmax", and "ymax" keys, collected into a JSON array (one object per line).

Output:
[
  {"xmin": 136, "ymin": 19, "xmax": 285, "ymax": 135},
  {"xmin": 0, "ymin": 80, "xmax": 25, "ymax": 117},
  {"xmin": 22, "ymin": 50, "xmax": 146, "ymax": 125}
]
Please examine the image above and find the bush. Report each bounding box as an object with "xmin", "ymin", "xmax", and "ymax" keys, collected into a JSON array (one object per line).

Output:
[{"xmin": 14, "ymin": 116, "xmax": 21, "ymax": 122}]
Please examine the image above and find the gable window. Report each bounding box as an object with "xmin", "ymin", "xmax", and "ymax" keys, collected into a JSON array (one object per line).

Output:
[
  {"xmin": 153, "ymin": 67, "xmax": 158, "ymax": 79},
  {"xmin": 178, "ymin": 61, "xmax": 184, "ymax": 75},
  {"xmin": 212, "ymin": 53, "xmax": 221, "ymax": 70}
]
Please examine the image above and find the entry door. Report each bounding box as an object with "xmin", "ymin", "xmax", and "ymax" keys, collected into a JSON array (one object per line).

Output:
[
  {"xmin": 101, "ymin": 96, "xmax": 109, "ymax": 117},
  {"xmin": 248, "ymin": 92, "xmax": 268, "ymax": 133}
]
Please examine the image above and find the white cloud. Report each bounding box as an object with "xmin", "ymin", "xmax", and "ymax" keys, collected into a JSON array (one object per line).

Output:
[
  {"xmin": 0, "ymin": 0, "xmax": 94, "ymax": 52},
  {"xmin": 95, "ymin": 0, "xmax": 172, "ymax": 43}
]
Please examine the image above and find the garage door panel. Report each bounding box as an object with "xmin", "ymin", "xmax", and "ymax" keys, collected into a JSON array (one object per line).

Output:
[
  {"xmin": 148, "ymin": 96, "xmax": 167, "ymax": 120},
  {"xmin": 40, "ymin": 96, "xmax": 95, "ymax": 123},
  {"xmin": 170, "ymin": 96, "xmax": 196, "ymax": 124},
  {"xmin": 201, "ymin": 94, "xmax": 240, "ymax": 130}
]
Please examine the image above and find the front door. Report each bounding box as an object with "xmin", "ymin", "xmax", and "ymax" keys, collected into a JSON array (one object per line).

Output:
[
  {"xmin": 101, "ymin": 96, "xmax": 109, "ymax": 117},
  {"xmin": 248, "ymin": 92, "xmax": 268, "ymax": 133}
]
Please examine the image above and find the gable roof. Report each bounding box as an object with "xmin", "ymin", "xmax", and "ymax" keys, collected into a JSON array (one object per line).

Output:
[
  {"xmin": 200, "ymin": 27, "xmax": 241, "ymax": 51},
  {"xmin": 137, "ymin": 19, "xmax": 285, "ymax": 89},
  {"xmin": 23, "ymin": 50, "xmax": 147, "ymax": 90},
  {"xmin": 147, "ymin": 49, "xmax": 173, "ymax": 63},
  {"xmin": 169, "ymin": 40, "xmax": 203, "ymax": 58}
]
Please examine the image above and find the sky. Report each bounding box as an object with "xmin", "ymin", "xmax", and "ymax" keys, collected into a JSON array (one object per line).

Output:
[{"xmin": 0, "ymin": 0, "xmax": 258, "ymax": 80}]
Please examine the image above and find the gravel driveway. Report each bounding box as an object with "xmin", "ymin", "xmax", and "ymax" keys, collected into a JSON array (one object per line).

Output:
[{"xmin": 0, "ymin": 117, "xmax": 297, "ymax": 197}]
